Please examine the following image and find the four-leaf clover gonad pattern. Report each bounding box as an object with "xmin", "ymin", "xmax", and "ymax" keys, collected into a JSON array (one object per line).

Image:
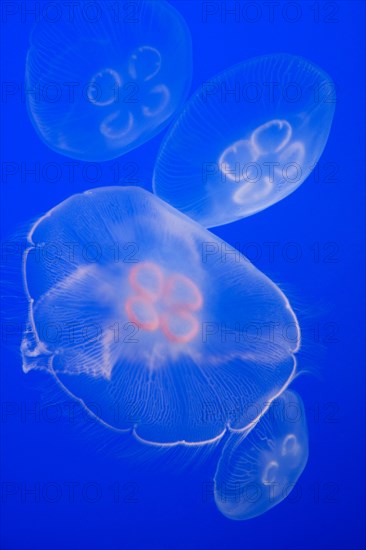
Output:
[{"xmin": 125, "ymin": 261, "xmax": 203, "ymax": 344}]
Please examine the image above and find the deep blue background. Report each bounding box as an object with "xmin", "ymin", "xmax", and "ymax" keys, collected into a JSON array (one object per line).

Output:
[{"xmin": 1, "ymin": 1, "xmax": 365, "ymax": 549}]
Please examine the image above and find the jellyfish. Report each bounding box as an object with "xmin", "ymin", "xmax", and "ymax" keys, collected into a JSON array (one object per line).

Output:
[
  {"xmin": 153, "ymin": 54, "xmax": 336, "ymax": 227},
  {"xmin": 25, "ymin": 0, "xmax": 192, "ymax": 161},
  {"xmin": 21, "ymin": 186, "xmax": 300, "ymax": 446},
  {"xmin": 214, "ymin": 389, "xmax": 308, "ymax": 520}
]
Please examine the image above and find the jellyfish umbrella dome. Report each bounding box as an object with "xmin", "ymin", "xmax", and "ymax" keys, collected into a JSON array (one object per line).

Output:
[
  {"xmin": 153, "ymin": 53, "xmax": 336, "ymax": 228},
  {"xmin": 214, "ymin": 389, "xmax": 309, "ymax": 520},
  {"xmin": 25, "ymin": 0, "xmax": 192, "ymax": 161},
  {"xmin": 22, "ymin": 186, "xmax": 300, "ymax": 446}
]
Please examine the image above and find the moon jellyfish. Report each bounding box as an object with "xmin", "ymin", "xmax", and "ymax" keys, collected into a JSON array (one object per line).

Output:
[
  {"xmin": 153, "ymin": 54, "xmax": 336, "ymax": 227},
  {"xmin": 214, "ymin": 390, "xmax": 308, "ymax": 520},
  {"xmin": 25, "ymin": 1, "xmax": 192, "ymax": 161},
  {"xmin": 21, "ymin": 186, "xmax": 300, "ymax": 445}
]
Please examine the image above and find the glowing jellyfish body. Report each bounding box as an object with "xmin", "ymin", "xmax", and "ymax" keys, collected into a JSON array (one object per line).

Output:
[
  {"xmin": 22, "ymin": 187, "xmax": 300, "ymax": 445},
  {"xmin": 214, "ymin": 390, "xmax": 308, "ymax": 520},
  {"xmin": 25, "ymin": 1, "xmax": 192, "ymax": 161},
  {"xmin": 153, "ymin": 54, "xmax": 336, "ymax": 227}
]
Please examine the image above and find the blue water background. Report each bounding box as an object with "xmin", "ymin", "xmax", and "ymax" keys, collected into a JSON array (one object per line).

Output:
[{"xmin": 1, "ymin": 2, "xmax": 365, "ymax": 549}]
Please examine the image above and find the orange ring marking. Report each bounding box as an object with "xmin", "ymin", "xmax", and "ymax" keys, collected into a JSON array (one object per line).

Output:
[
  {"xmin": 160, "ymin": 309, "xmax": 199, "ymax": 344},
  {"xmin": 125, "ymin": 295, "xmax": 159, "ymax": 331},
  {"xmin": 128, "ymin": 261, "xmax": 164, "ymax": 302},
  {"xmin": 163, "ymin": 273, "xmax": 203, "ymax": 311}
]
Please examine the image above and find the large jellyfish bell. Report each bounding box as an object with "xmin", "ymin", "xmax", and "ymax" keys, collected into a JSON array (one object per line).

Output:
[
  {"xmin": 153, "ymin": 54, "xmax": 336, "ymax": 227},
  {"xmin": 22, "ymin": 187, "xmax": 300, "ymax": 446},
  {"xmin": 25, "ymin": 0, "xmax": 192, "ymax": 161},
  {"xmin": 214, "ymin": 390, "xmax": 309, "ymax": 520}
]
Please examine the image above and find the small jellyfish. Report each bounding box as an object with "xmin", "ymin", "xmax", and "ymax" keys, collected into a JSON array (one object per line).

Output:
[
  {"xmin": 153, "ymin": 54, "xmax": 336, "ymax": 227},
  {"xmin": 25, "ymin": 1, "xmax": 192, "ymax": 161},
  {"xmin": 214, "ymin": 390, "xmax": 308, "ymax": 520},
  {"xmin": 21, "ymin": 187, "xmax": 300, "ymax": 446}
]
